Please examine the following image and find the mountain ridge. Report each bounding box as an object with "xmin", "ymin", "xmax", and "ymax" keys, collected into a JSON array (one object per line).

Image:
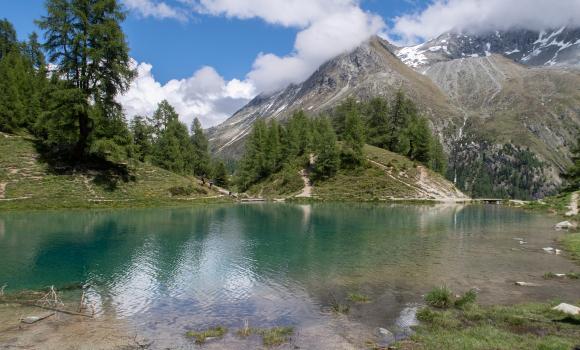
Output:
[{"xmin": 209, "ymin": 30, "xmax": 580, "ymax": 199}]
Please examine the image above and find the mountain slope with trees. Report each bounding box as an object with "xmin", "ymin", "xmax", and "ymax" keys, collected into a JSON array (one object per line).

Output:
[{"xmin": 0, "ymin": 2, "xmax": 231, "ymax": 209}]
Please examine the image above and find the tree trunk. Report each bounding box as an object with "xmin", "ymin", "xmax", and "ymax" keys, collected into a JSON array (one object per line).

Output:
[{"xmin": 76, "ymin": 109, "xmax": 89, "ymax": 160}]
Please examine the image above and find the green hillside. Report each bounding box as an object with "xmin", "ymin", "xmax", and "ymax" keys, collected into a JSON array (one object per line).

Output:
[
  {"xmin": 243, "ymin": 145, "xmax": 467, "ymax": 202},
  {"xmin": 0, "ymin": 133, "xmax": 226, "ymax": 210}
]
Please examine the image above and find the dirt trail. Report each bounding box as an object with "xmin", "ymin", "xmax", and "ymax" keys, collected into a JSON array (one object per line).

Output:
[
  {"xmin": 296, "ymin": 169, "xmax": 313, "ymax": 198},
  {"xmin": 296, "ymin": 154, "xmax": 315, "ymax": 198},
  {"xmin": 0, "ymin": 183, "xmax": 5, "ymax": 199},
  {"xmin": 368, "ymin": 159, "xmax": 469, "ymax": 201},
  {"xmin": 566, "ymin": 191, "xmax": 579, "ymax": 216}
]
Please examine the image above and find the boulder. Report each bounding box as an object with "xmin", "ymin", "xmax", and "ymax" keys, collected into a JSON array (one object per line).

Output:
[
  {"xmin": 555, "ymin": 221, "xmax": 576, "ymax": 230},
  {"xmin": 552, "ymin": 303, "xmax": 580, "ymax": 315}
]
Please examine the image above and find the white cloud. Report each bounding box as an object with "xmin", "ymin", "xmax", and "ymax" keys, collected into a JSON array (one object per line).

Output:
[
  {"xmin": 123, "ymin": 0, "xmax": 189, "ymax": 21},
  {"xmin": 389, "ymin": 0, "xmax": 580, "ymax": 45},
  {"xmin": 192, "ymin": 0, "xmax": 385, "ymax": 93},
  {"xmin": 118, "ymin": 60, "xmax": 256, "ymax": 128}
]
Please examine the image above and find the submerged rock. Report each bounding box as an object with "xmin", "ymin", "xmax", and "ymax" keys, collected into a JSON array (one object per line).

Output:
[
  {"xmin": 553, "ymin": 303, "xmax": 580, "ymax": 315},
  {"xmin": 376, "ymin": 327, "xmax": 395, "ymax": 346},
  {"xmin": 515, "ymin": 281, "xmax": 540, "ymax": 287}
]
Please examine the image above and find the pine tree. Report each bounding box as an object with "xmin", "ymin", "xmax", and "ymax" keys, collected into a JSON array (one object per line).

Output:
[
  {"xmin": 407, "ymin": 116, "xmax": 432, "ymax": 163},
  {"xmin": 386, "ymin": 90, "xmax": 412, "ymax": 152},
  {"xmin": 265, "ymin": 120, "xmax": 282, "ymax": 173},
  {"xmin": 130, "ymin": 116, "xmax": 153, "ymax": 162},
  {"xmin": 341, "ymin": 108, "xmax": 366, "ymax": 167},
  {"xmin": 236, "ymin": 120, "xmax": 269, "ymax": 190},
  {"xmin": 154, "ymin": 118, "xmax": 194, "ymax": 174},
  {"xmin": 37, "ymin": 0, "xmax": 135, "ymax": 158},
  {"xmin": 312, "ymin": 116, "xmax": 340, "ymax": 180},
  {"xmin": 286, "ymin": 110, "xmax": 312, "ymax": 158},
  {"xmin": 190, "ymin": 117, "xmax": 211, "ymax": 176},
  {"xmin": 365, "ymin": 97, "xmax": 390, "ymax": 148},
  {"xmin": 333, "ymin": 97, "xmax": 358, "ymax": 138},
  {"xmin": 213, "ymin": 160, "xmax": 229, "ymax": 188},
  {"xmin": 0, "ymin": 19, "xmax": 17, "ymax": 60}
]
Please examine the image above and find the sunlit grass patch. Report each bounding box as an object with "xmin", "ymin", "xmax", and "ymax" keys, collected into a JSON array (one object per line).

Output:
[
  {"xmin": 185, "ymin": 326, "xmax": 227, "ymax": 344},
  {"xmin": 348, "ymin": 293, "xmax": 371, "ymax": 303}
]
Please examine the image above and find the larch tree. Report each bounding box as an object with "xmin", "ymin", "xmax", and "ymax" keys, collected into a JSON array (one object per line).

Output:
[{"xmin": 37, "ymin": 0, "xmax": 135, "ymax": 158}]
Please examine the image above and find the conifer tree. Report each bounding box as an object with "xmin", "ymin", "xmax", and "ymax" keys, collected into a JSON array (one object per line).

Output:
[
  {"xmin": 130, "ymin": 116, "xmax": 153, "ymax": 162},
  {"xmin": 190, "ymin": 117, "xmax": 211, "ymax": 176},
  {"xmin": 312, "ymin": 116, "xmax": 340, "ymax": 180},
  {"xmin": 365, "ymin": 97, "xmax": 390, "ymax": 148},
  {"xmin": 341, "ymin": 108, "xmax": 366, "ymax": 167},
  {"xmin": 37, "ymin": 0, "xmax": 135, "ymax": 157},
  {"xmin": 212, "ymin": 160, "xmax": 229, "ymax": 188}
]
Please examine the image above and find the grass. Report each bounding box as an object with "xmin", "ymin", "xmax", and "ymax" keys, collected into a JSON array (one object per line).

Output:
[
  {"xmin": 398, "ymin": 302, "xmax": 580, "ymax": 350},
  {"xmin": 235, "ymin": 325, "xmax": 294, "ymax": 347},
  {"xmin": 185, "ymin": 326, "xmax": 228, "ymax": 344},
  {"xmin": 0, "ymin": 133, "xmax": 229, "ymax": 210},
  {"xmin": 347, "ymin": 293, "xmax": 371, "ymax": 303},
  {"xmin": 561, "ymin": 232, "xmax": 580, "ymax": 262},
  {"xmin": 454, "ymin": 289, "xmax": 478, "ymax": 309},
  {"xmin": 543, "ymin": 272, "xmax": 579, "ymax": 279},
  {"xmin": 245, "ymin": 164, "xmax": 304, "ymax": 199},
  {"xmin": 425, "ymin": 286, "xmax": 454, "ymax": 309},
  {"xmin": 524, "ymin": 192, "xmax": 574, "ymax": 216}
]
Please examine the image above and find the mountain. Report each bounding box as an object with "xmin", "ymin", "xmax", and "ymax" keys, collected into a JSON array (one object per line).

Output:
[
  {"xmin": 209, "ymin": 32, "xmax": 580, "ymax": 199},
  {"xmin": 396, "ymin": 27, "xmax": 580, "ymax": 71},
  {"xmin": 208, "ymin": 36, "xmax": 462, "ymax": 158}
]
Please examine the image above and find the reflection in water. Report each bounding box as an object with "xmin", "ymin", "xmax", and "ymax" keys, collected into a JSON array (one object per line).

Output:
[{"xmin": 0, "ymin": 204, "xmax": 578, "ymax": 348}]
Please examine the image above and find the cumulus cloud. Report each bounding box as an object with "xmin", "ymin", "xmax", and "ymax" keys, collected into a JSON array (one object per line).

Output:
[
  {"xmin": 389, "ymin": 0, "xmax": 580, "ymax": 45},
  {"xmin": 118, "ymin": 60, "xmax": 256, "ymax": 128},
  {"xmin": 192, "ymin": 0, "xmax": 384, "ymax": 93},
  {"xmin": 123, "ymin": 0, "xmax": 189, "ymax": 21}
]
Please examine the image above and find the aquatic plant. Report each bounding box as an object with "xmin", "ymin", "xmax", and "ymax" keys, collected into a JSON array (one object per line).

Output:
[
  {"xmin": 425, "ymin": 286, "xmax": 453, "ymax": 309},
  {"xmin": 347, "ymin": 293, "xmax": 371, "ymax": 303},
  {"xmin": 185, "ymin": 326, "xmax": 227, "ymax": 344},
  {"xmin": 258, "ymin": 327, "xmax": 294, "ymax": 347},
  {"xmin": 454, "ymin": 289, "xmax": 477, "ymax": 309}
]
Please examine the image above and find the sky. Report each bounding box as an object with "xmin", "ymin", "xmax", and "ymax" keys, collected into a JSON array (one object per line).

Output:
[{"xmin": 2, "ymin": 0, "xmax": 579, "ymax": 128}]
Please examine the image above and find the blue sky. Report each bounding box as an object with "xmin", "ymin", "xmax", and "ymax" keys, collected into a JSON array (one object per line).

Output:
[{"xmin": 1, "ymin": 1, "xmax": 425, "ymax": 83}]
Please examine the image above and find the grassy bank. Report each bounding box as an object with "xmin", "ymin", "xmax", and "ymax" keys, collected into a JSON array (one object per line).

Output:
[
  {"xmin": 561, "ymin": 232, "xmax": 580, "ymax": 262},
  {"xmin": 0, "ymin": 134, "xmax": 230, "ymax": 211},
  {"xmin": 395, "ymin": 302, "xmax": 580, "ymax": 350}
]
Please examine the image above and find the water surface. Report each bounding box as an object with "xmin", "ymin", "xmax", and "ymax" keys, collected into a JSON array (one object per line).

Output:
[{"xmin": 0, "ymin": 204, "xmax": 577, "ymax": 348}]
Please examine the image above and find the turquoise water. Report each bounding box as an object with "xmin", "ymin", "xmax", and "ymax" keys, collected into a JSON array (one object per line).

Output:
[{"xmin": 0, "ymin": 204, "xmax": 577, "ymax": 348}]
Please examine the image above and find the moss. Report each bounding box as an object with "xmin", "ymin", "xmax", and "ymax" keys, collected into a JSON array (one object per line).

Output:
[{"xmin": 185, "ymin": 326, "xmax": 227, "ymax": 344}]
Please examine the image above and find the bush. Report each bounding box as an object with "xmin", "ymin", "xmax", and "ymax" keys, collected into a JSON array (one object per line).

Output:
[{"xmin": 425, "ymin": 286, "xmax": 453, "ymax": 309}]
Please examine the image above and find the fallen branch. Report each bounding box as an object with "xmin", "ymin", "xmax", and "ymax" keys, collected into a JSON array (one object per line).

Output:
[{"xmin": 16, "ymin": 302, "xmax": 94, "ymax": 318}]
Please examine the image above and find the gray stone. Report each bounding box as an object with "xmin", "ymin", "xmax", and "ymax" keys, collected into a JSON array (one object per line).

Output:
[{"xmin": 552, "ymin": 303, "xmax": 580, "ymax": 315}]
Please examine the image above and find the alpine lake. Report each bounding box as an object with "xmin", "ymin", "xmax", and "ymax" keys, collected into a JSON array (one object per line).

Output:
[{"xmin": 0, "ymin": 203, "xmax": 578, "ymax": 349}]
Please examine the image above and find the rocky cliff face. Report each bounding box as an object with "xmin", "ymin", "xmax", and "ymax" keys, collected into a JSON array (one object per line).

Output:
[{"xmin": 209, "ymin": 31, "xmax": 580, "ymax": 199}]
